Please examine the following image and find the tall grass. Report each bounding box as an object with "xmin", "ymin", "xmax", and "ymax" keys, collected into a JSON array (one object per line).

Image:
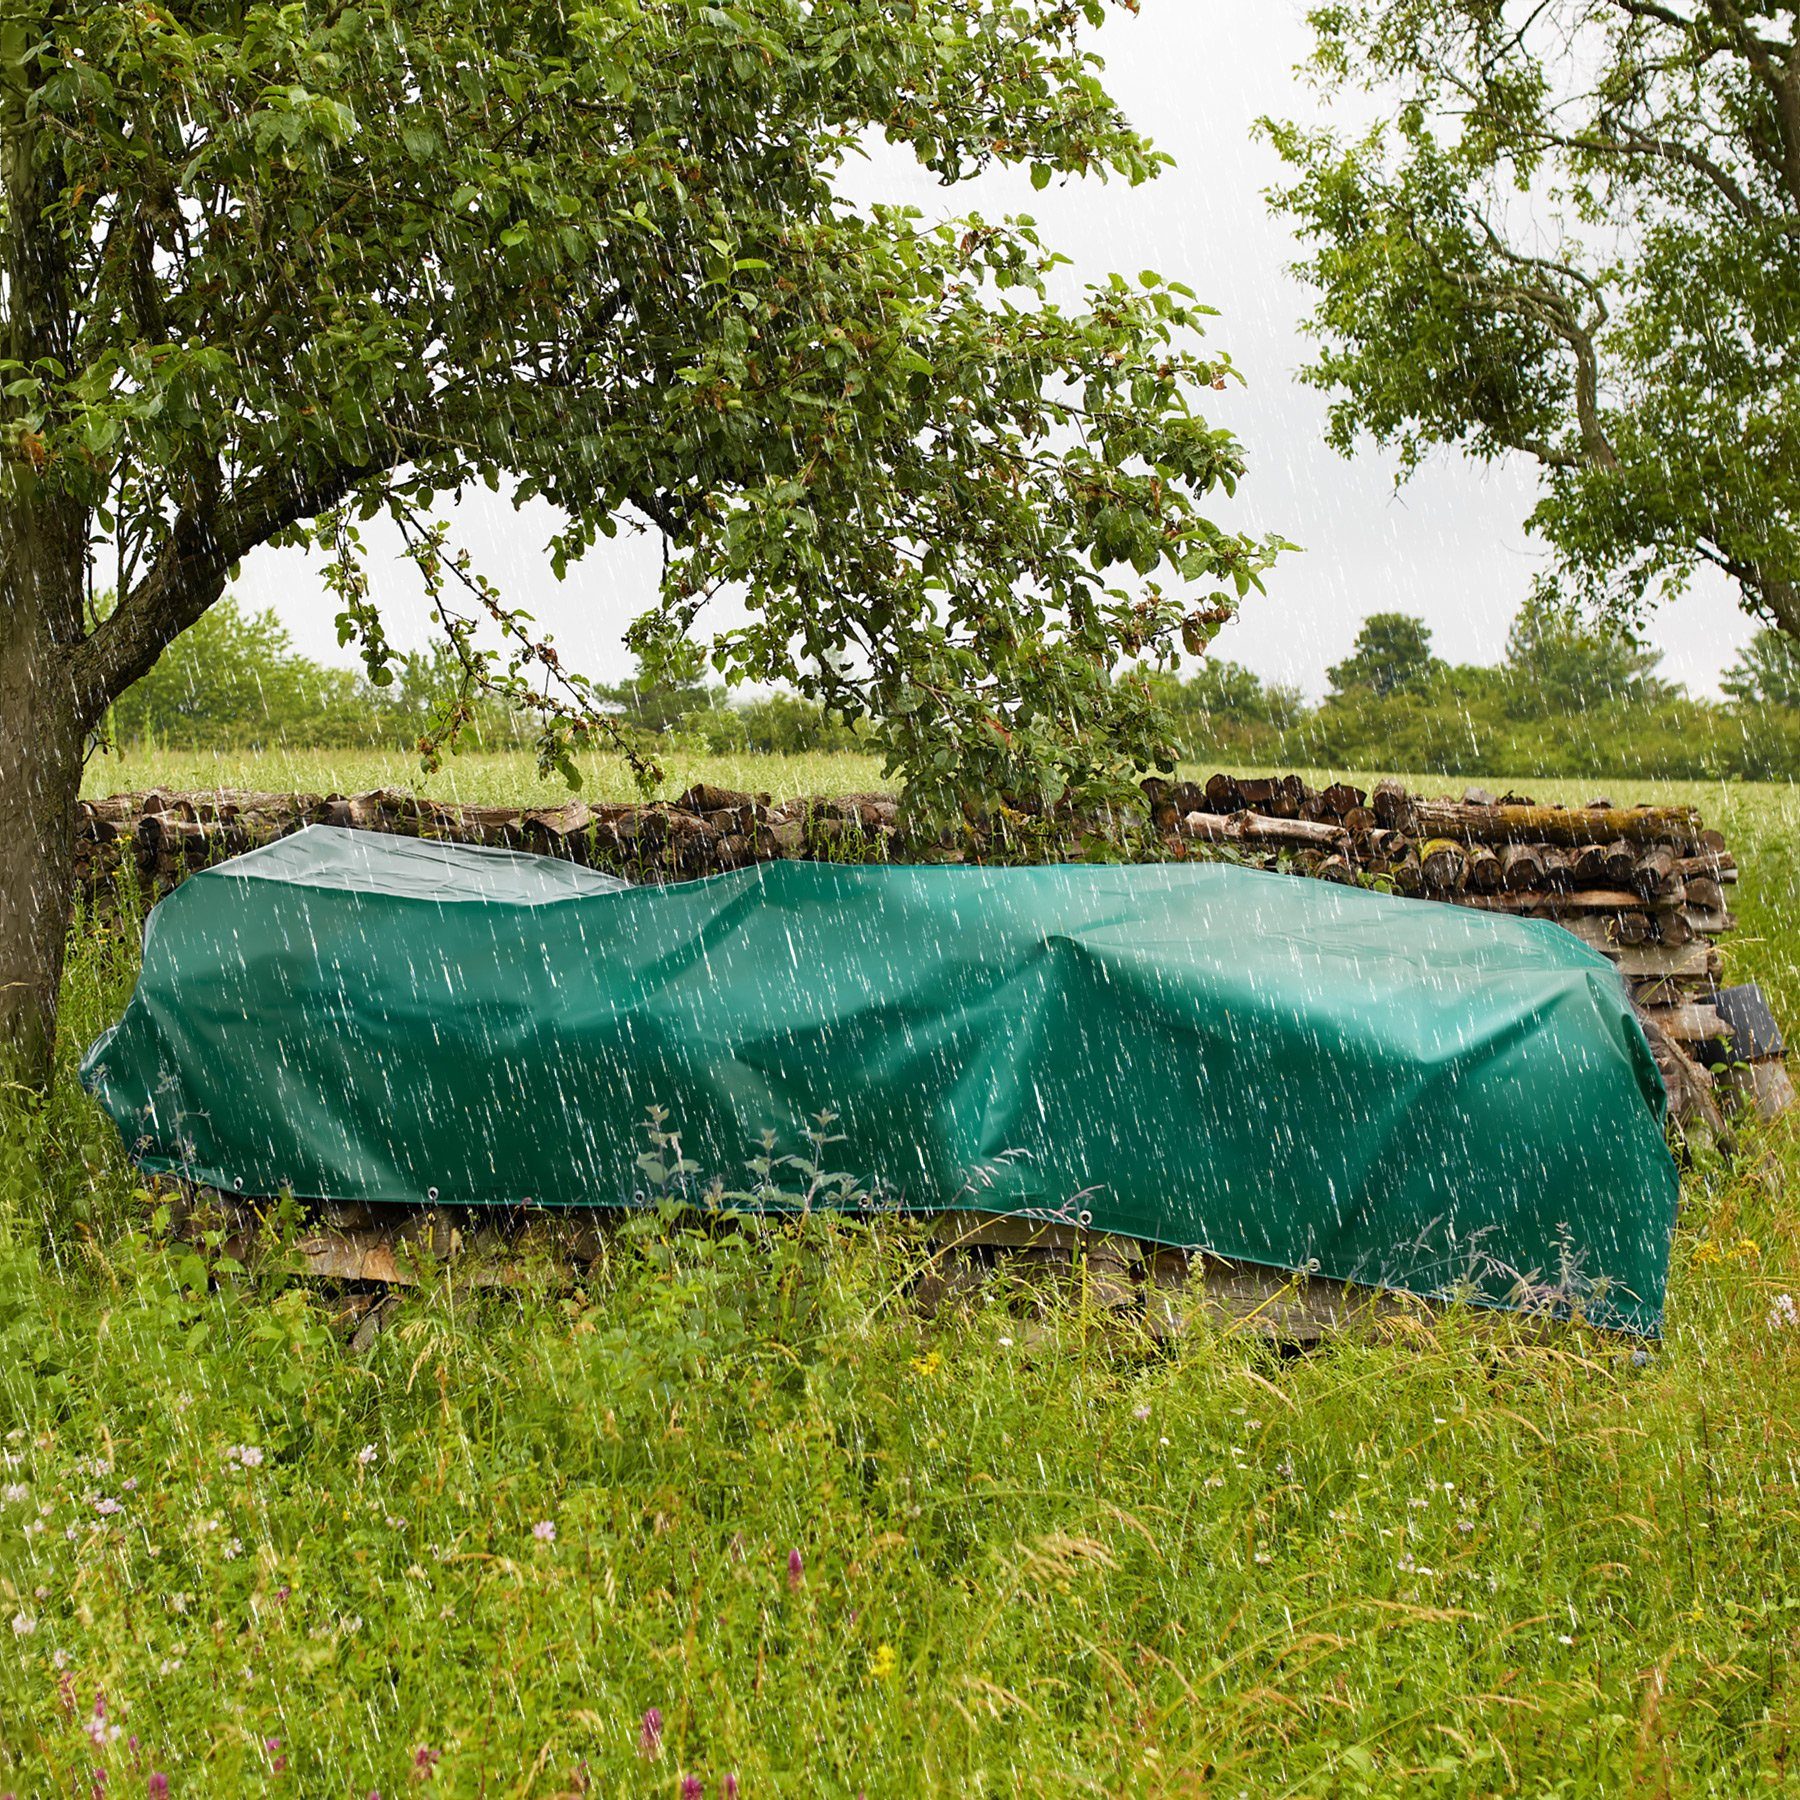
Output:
[{"xmin": 3, "ymin": 775, "xmax": 1797, "ymax": 1794}]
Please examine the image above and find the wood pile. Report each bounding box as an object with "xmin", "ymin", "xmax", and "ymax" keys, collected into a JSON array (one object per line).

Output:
[
  {"xmin": 173, "ymin": 1188, "xmax": 1451, "ymax": 1352},
  {"xmin": 74, "ymin": 782, "xmax": 903, "ymax": 893},
  {"xmin": 1144, "ymin": 772, "xmax": 1790, "ymax": 1131},
  {"xmin": 75, "ymin": 771, "xmax": 1790, "ymax": 1132}
]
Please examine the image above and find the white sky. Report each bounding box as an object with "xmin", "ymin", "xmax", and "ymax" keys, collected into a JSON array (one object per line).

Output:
[{"xmin": 237, "ymin": 0, "xmax": 1753, "ymax": 700}]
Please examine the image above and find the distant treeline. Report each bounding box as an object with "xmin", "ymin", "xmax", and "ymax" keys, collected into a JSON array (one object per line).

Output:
[
  {"xmin": 1149, "ymin": 605, "xmax": 1800, "ymax": 783},
  {"xmin": 109, "ymin": 595, "xmax": 1800, "ymax": 782},
  {"xmin": 104, "ymin": 597, "xmax": 866, "ymax": 759}
]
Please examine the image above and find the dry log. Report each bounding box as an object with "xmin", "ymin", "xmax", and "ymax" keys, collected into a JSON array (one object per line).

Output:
[
  {"xmin": 1418, "ymin": 838, "xmax": 1467, "ymax": 892},
  {"xmin": 1203, "ymin": 772, "xmax": 1243, "ymax": 813},
  {"xmin": 1500, "ymin": 843, "xmax": 1544, "ymax": 891},
  {"xmin": 1371, "ymin": 778, "xmax": 1416, "ymax": 832},
  {"xmin": 1571, "ymin": 841, "xmax": 1610, "ymax": 885},
  {"xmin": 1532, "ymin": 848, "xmax": 1572, "ymax": 890},
  {"xmin": 1636, "ymin": 1013, "xmax": 1727, "ymax": 1145},
  {"xmin": 1633, "ymin": 845, "xmax": 1681, "ymax": 899},
  {"xmin": 1465, "ymin": 846, "xmax": 1505, "ymax": 892},
  {"xmin": 1408, "ymin": 800, "xmax": 1703, "ymax": 850},
  {"xmin": 1318, "ymin": 782, "xmax": 1366, "ymax": 818},
  {"xmin": 1720, "ymin": 1059, "xmax": 1799, "ymax": 1123},
  {"xmin": 1182, "ymin": 809, "xmax": 1349, "ymax": 854},
  {"xmin": 1640, "ymin": 1003, "xmax": 1729, "ymax": 1046},
  {"xmin": 1461, "ymin": 887, "xmax": 1676, "ymax": 915},
  {"xmin": 1680, "ymin": 907, "xmax": 1735, "ymax": 936},
  {"xmin": 1612, "ymin": 942, "xmax": 1724, "ymax": 981},
  {"xmin": 1657, "ymin": 912, "xmax": 1695, "ymax": 949},
  {"xmin": 1674, "ymin": 853, "xmax": 1736, "ymax": 883}
]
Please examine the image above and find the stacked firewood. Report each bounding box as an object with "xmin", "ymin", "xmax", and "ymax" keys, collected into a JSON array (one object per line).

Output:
[
  {"xmin": 1144, "ymin": 772, "xmax": 1789, "ymax": 1129},
  {"xmin": 75, "ymin": 772, "xmax": 1789, "ymax": 1130},
  {"xmin": 74, "ymin": 782, "xmax": 903, "ymax": 894}
]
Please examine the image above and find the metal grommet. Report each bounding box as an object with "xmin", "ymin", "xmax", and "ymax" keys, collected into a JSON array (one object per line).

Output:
[
  {"xmin": 232, "ymin": 1177, "xmax": 244, "ymax": 1191},
  {"xmin": 427, "ymin": 1186, "xmax": 439, "ymax": 1202}
]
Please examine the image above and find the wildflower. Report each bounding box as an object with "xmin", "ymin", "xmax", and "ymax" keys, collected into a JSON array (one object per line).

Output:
[
  {"xmin": 223, "ymin": 1538, "xmax": 242, "ymax": 1561},
  {"xmin": 871, "ymin": 1643, "xmax": 896, "ymax": 1680},
  {"xmin": 10, "ymin": 1612, "xmax": 34, "ymax": 1636},
  {"xmin": 123, "ymin": 1478, "xmax": 137, "ymax": 1493},
  {"xmin": 356, "ymin": 1445, "xmax": 377, "ymax": 1467},
  {"xmin": 996, "ymin": 1335, "xmax": 1013, "ymax": 1347},
  {"xmin": 532, "ymin": 1520, "xmax": 556, "ymax": 1543},
  {"xmin": 1770, "ymin": 1294, "xmax": 1799, "ymax": 1332},
  {"xmin": 411, "ymin": 1745, "xmax": 438, "ymax": 1780},
  {"xmin": 148, "ymin": 1779, "xmax": 169, "ymax": 1800},
  {"xmin": 267, "ymin": 1738, "xmax": 286, "ymax": 1774},
  {"xmin": 787, "ymin": 1548, "xmax": 804, "ymax": 1590},
  {"xmin": 1132, "ymin": 1404, "xmax": 1151, "ymax": 1420},
  {"xmin": 724, "ymin": 1778, "xmax": 739, "ymax": 1799},
  {"xmin": 94, "ymin": 1497, "xmax": 123, "ymax": 1517},
  {"xmin": 681, "ymin": 1779, "xmax": 703, "ymax": 1800},
  {"xmin": 2, "ymin": 1484, "xmax": 26, "ymax": 1504},
  {"xmin": 639, "ymin": 1708, "xmax": 664, "ymax": 1759},
  {"xmin": 227, "ymin": 1446, "xmax": 264, "ymax": 1470}
]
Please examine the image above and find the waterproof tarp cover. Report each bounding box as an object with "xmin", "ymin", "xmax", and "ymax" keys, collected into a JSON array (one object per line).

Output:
[{"xmin": 83, "ymin": 826, "xmax": 1679, "ymax": 1333}]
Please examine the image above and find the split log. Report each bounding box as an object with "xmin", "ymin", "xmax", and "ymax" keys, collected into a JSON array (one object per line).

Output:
[
  {"xmin": 1632, "ymin": 845, "xmax": 1681, "ymax": 900},
  {"xmin": 1640, "ymin": 1003, "xmax": 1729, "ymax": 1047},
  {"xmin": 1371, "ymin": 778, "xmax": 1416, "ymax": 832},
  {"xmin": 1612, "ymin": 941, "xmax": 1724, "ymax": 981},
  {"xmin": 1602, "ymin": 840, "xmax": 1637, "ymax": 887}
]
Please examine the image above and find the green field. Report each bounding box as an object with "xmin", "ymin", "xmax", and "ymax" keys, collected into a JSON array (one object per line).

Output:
[{"xmin": 5, "ymin": 758, "xmax": 1798, "ymax": 1794}]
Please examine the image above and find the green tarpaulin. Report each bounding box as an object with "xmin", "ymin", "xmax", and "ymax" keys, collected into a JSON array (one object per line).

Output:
[{"xmin": 83, "ymin": 825, "xmax": 1679, "ymax": 1333}]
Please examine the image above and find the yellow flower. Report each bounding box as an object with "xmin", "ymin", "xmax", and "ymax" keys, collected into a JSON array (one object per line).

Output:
[{"xmin": 870, "ymin": 1643, "xmax": 897, "ymax": 1680}]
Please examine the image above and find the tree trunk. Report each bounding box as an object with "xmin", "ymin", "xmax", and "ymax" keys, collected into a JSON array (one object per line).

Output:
[{"xmin": 0, "ymin": 520, "xmax": 86, "ymax": 1090}]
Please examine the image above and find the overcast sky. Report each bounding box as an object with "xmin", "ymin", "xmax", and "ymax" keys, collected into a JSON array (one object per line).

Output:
[{"xmin": 237, "ymin": 1, "xmax": 1754, "ymax": 700}]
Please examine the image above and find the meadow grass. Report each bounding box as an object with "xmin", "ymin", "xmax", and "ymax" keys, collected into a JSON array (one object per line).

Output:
[{"xmin": 5, "ymin": 760, "xmax": 1797, "ymax": 1794}]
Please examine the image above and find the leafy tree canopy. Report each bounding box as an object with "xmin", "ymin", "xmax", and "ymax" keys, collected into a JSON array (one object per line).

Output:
[
  {"xmin": 1502, "ymin": 591, "xmax": 1668, "ymax": 712},
  {"xmin": 1326, "ymin": 611, "xmax": 1441, "ymax": 698},
  {"xmin": 11, "ymin": 0, "xmax": 1280, "ymax": 812},
  {"xmin": 1261, "ymin": 2, "xmax": 1800, "ymax": 643},
  {"xmin": 1, "ymin": 0, "xmax": 1287, "ymax": 1074},
  {"xmin": 1723, "ymin": 628, "xmax": 1800, "ymax": 711}
]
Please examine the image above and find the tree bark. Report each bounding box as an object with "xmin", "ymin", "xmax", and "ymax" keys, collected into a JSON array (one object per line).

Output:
[{"xmin": 0, "ymin": 512, "xmax": 86, "ymax": 1088}]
